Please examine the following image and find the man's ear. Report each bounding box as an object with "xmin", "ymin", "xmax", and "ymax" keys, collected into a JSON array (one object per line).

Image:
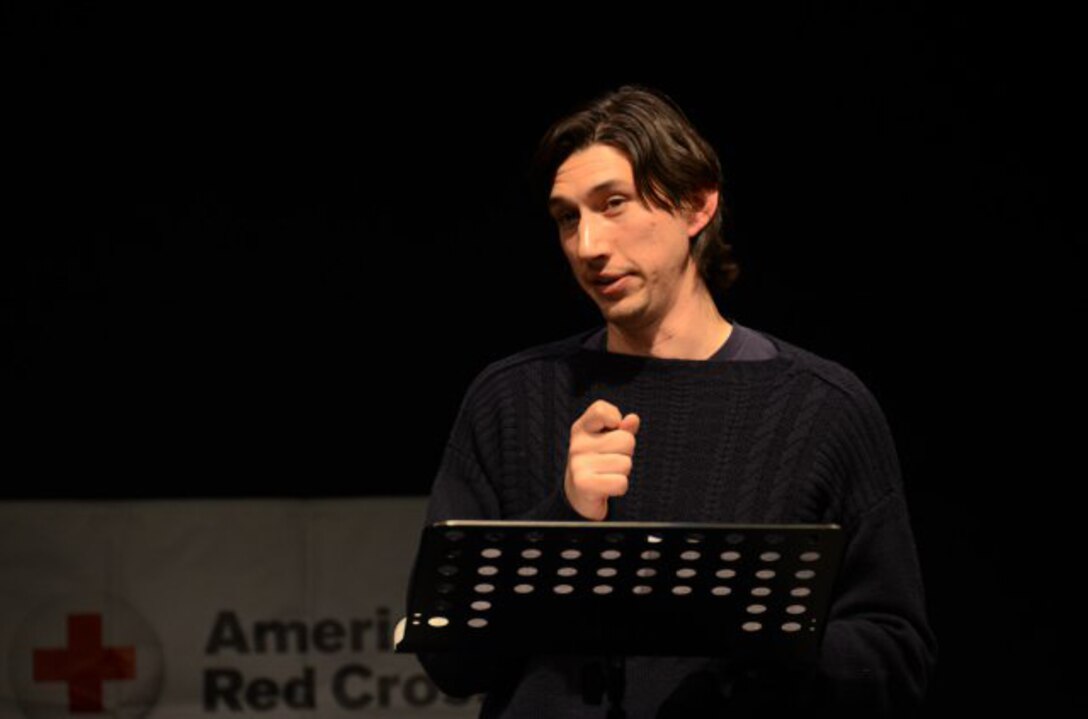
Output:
[{"xmin": 685, "ymin": 189, "xmax": 719, "ymax": 239}]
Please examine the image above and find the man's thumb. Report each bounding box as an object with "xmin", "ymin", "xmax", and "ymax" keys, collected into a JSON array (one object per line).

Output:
[{"xmin": 621, "ymin": 412, "xmax": 641, "ymax": 434}]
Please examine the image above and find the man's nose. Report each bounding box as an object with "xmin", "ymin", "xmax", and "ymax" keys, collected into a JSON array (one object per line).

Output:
[{"xmin": 576, "ymin": 214, "xmax": 609, "ymax": 259}]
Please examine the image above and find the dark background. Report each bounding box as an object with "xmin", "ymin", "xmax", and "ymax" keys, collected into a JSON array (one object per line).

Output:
[{"xmin": 3, "ymin": 5, "xmax": 1079, "ymax": 715}]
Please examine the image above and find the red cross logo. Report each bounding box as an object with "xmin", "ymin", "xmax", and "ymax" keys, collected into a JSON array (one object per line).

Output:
[{"xmin": 33, "ymin": 613, "xmax": 136, "ymax": 713}]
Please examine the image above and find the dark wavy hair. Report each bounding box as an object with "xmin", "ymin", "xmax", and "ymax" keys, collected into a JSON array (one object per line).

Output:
[{"xmin": 528, "ymin": 84, "xmax": 740, "ymax": 296}]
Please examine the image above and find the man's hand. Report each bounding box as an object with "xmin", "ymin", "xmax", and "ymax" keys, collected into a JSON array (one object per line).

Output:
[{"xmin": 564, "ymin": 399, "xmax": 641, "ymax": 520}]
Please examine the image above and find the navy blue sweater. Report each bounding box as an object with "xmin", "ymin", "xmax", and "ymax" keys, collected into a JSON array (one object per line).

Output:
[{"xmin": 413, "ymin": 323, "xmax": 937, "ymax": 717}]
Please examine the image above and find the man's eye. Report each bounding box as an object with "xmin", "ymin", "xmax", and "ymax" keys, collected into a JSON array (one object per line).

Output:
[
  {"xmin": 556, "ymin": 212, "xmax": 578, "ymax": 227},
  {"xmin": 606, "ymin": 196, "xmax": 627, "ymax": 210}
]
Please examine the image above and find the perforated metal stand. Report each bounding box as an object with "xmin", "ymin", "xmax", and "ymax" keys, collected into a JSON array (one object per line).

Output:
[
  {"xmin": 397, "ymin": 520, "xmax": 843, "ymax": 711},
  {"xmin": 605, "ymin": 653, "xmax": 626, "ymax": 719}
]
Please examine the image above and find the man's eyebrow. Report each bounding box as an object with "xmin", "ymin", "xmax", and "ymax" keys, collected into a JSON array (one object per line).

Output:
[{"xmin": 548, "ymin": 179, "xmax": 631, "ymax": 209}]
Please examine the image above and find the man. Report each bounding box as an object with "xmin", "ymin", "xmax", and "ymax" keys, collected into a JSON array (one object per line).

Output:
[{"xmin": 413, "ymin": 84, "xmax": 937, "ymax": 717}]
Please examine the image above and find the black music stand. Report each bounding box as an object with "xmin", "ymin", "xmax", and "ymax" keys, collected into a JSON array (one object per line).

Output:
[{"xmin": 396, "ymin": 520, "xmax": 843, "ymax": 717}]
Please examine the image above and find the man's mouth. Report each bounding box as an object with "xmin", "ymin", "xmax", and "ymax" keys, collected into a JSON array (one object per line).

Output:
[{"xmin": 591, "ymin": 274, "xmax": 630, "ymax": 295}]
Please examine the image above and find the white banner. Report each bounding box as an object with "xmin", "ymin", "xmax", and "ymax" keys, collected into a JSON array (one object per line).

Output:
[{"xmin": 0, "ymin": 499, "xmax": 480, "ymax": 718}]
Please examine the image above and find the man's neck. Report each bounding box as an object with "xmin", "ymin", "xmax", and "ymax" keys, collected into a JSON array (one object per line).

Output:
[{"xmin": 605, "ymin": 295, "xmax": 733, "ymax": 361}]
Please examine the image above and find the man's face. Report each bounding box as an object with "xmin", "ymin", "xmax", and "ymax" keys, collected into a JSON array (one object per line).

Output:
[{"xmin": 548, "ymin": 143, "xmax": 711, "ymax": 332}]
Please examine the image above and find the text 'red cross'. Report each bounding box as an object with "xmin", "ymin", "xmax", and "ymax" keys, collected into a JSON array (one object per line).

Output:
[{"xmin": 33, "ymin": 614, "xmax": 136, "ymax": 713}]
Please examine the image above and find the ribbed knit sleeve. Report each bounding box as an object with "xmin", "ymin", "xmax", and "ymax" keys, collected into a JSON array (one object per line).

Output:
[
  {"xmin": 423, "ymin": 366, "xmax": 585, "ymax": 527},
  {"xmin": 749, "ymin": 375, "xmax": 939, "ymax": 718},
  {"xmin": 412, "ymin": 367, "xmax": 585, "ymax": 700}
]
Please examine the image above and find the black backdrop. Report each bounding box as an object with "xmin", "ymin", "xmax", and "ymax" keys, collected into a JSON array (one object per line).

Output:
[{"xmin": 2, "ymin": 5, "xmax": 1079, "ymax": 715}]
